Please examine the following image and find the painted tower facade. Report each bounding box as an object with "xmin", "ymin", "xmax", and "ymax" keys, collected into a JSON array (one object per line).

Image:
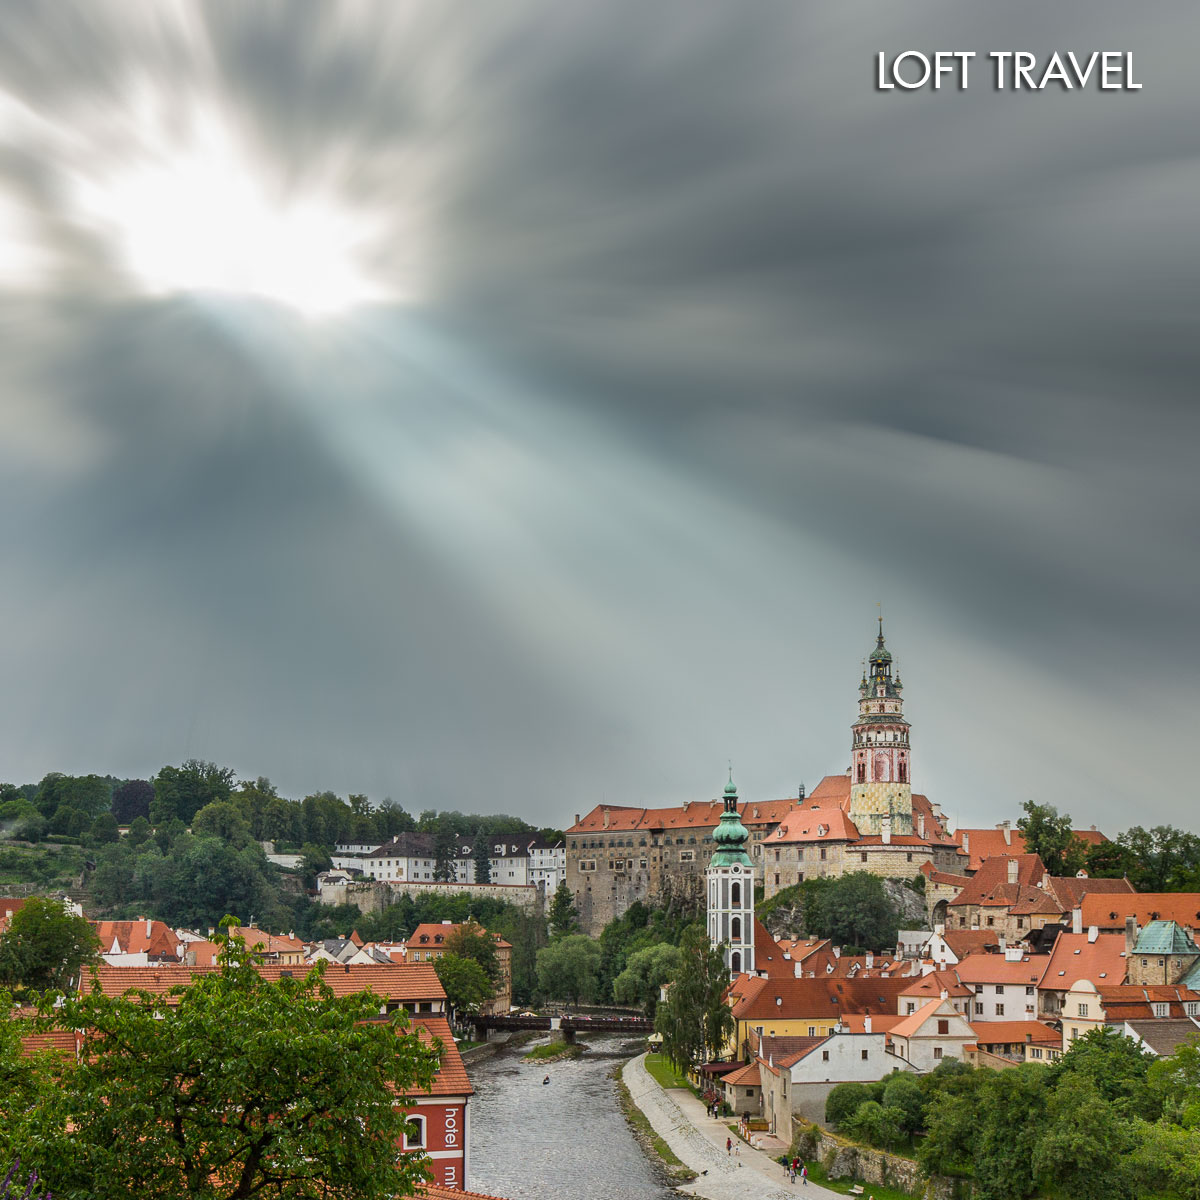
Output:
[
  {"xmin": 849, "ymin": 619, "xmax": 914, "ymax": 836},
  {"xmin": 707, "ymin": 774, "xmax": 755, "ymax": 975}
]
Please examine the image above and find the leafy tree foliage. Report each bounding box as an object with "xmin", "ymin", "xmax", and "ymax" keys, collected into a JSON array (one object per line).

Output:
[
  {"xmin": 110, "ymin": 779, "xmax": 153, "ymax": 824},
  {"xmin": 434, "ymin": 954, "xmax": 494, "ymax": 1018},
  {"xmin": 653, "ymin": 926, "xmax": 732, "ymax": 1071},
  {"xmin": 34, "ymin": 773, "xmax": 111, "ymax": 820},
  {"xmin": 806, "ymin": 872, "xmax": 900, "ymax": 951},
  {"xmin": 88, "ymin": 813, "xmax": 120, "ymax": 844},
  {"xmin": 1130, "ymin": 1121, "xmax": 1200, "ymax": 1200},
  {"xmin": 548, "ymin": 881, "xmax": 580, "ymax": 939},
  {"xmin": 535, "ymin": 934, "xmax": 601, "ymax": 1005},
  {"xmin": 826, "ymin": 1081, "xmax": 880, "ymax": 1128},
  {"xmin": 1115, "ymin": 825, "xmax": 1200, "ymax": 891},
  {"xmin": 25, "ymin": 927, "xmax": 440, "ymax": 1200},
  {"xmin": 192, "ymin": 801, "xmax": 255, "ymax": 847},
  {"xmin": 444, "ymin": 921, "xmax": 500, "ymax": 983},
  {"xmin": 151, "ymin": 760, "xmax": 235, "ymax": 826},
  {"xmin": 1032, "ymin": 1074, "xmax": 1134, "ymax": 1200},
  {"xmin": 1051, "ymin": 1025, "xmax": 1159, "ymax": 1118},
  {"xmin": 612, "ymin": 942, "xmax": 683, "ymax": 1018},
  {"xmin": 1016, "ymin": 800, "xmax": 1088, "ymax": 876},
  {"xmin": 433, "ymin": 830, "xmax": 457, "ymax": 882},
  {"xmin": 472, "ymin": 832, "xmax": 491, "ymax": 884},
  {"xmin": 0, "ymin": 899, "xmax": 98, "ymax": 995}
]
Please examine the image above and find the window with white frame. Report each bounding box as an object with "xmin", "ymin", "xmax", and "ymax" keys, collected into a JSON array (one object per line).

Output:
[{"xmin": 403, "ymin": 1114, "xmax": 426, "ymax": 1150}]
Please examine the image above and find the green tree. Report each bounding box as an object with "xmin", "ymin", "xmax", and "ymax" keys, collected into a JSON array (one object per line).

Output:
[
  {"xmin": 0, "ymin": 898, "xmax": 99, "ymax": 994},
  {"xmin": 548, "ymin": 881, "xmax": 579, "ymax": 938},
  {"xmin": 612, "ymin": 942, "xmax": 683, "ymax": 1018},
  {"xmin": 882, "ymin": 1071, "xmax": 926, "ymax": 1141},
  {"xmin": 1016, "ymin": 801, "xmax": 1088, "ymax": 876},
  {"xmin": 151, "ymin": 760, "xmax": 236, "ymax": 826},
  {"xmin": 1116, "ymin": 825, "xmax": 1200, "ymax": 891},
  {"xmin": 126, "ymin": 815, "xmax": 152, "ymax": 848},
  {"xmin": 443, "ymin": 921, "xmax": 500, "ymax": 983},
  {"xmin": 1033, "ymin": 1074, "xmax": 1134, "ymax": 1200},
  {"xmin": 110, "ymin": 779, "xmax": 153, "ymax": 824},
  {"xmin": 1051, "ymin": 1025, "xmax": 1157, "ymax": 1118},
  {"xmin": 807, "ymin": 872, "xmax": 899, "ymax": 951},
  {"xmin": 1147, "ymin": 1031, "xmax": 1200, "ymax": 1126},
  {"xmin": 192, "ymin": 801, "xmax": 255, "ymax": 847},
  {"xmin": 0, "ymin": 992, "xmax": 59, "ymax": 1166},
  {"xmin": 31, "ymin": 926, "xmax": 440, "ymax": 1200},
  {"xmin": 433, "ymin": 830, "xmax": 457, "ymax": 882},
  {"xmin": 1130, "ymin": 1121, "xmax": 1200, "ymax": 1200},
  {"xmin": 918, "ymin": 1079, "xmax": 982, "ymax": 1177},
  {"xmin": 653, "ymin": 927, "xmax": 733, "ymax": 1072},
  {"xmin": 535, "ymin": 934, "xmax": 601, "ymax": 1006},
  {"xmin": 842, "ymin": 1099, "xmax": 904, "ymax": 1152},
  {"xmin": 826, "ymin": 1081, "xmax": 876, "ymax": 1128},
  {"xmin": 472, "ymin": 831, "xmax": 492, "ymax": 884},
  {"xmin": 972, "ymin": 1063, "xmax": 1049, "ymax": 1200},
  {"xmin": 434, "ymin": 954, "xmax": 494, "ymax": 1018},
  {"xmin": 88, "ymin": 813, "xmax": 120, "ymax": 844}
]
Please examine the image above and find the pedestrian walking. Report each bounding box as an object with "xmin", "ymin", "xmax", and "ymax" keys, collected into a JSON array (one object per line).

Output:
[
  {"xmin": 726, "ymin": 1136, "xmax": 732, "ymax": 1157},
  {"xmin": 801, "ymin": 1163, "xmax": 808, "ymax": 1185}
]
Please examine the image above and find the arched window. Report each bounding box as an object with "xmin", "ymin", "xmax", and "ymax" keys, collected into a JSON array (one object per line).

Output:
[
  {"xmin": 403, "ymin": 1114, "xmax": 426, "ymax": 1150},
  {"xmin": 856, "ymin": 762, "xmax": 866, "ymax": 783},
  {"xmin": 731, "ymin": 951, "xmax": 742, "ymax": 973},
  {"xmin": 731, "ymin": 882, "xmax": 741, "ymax": 906},
  {"xmin": 731, "ymin": 917, "xmax": 742, "ymax": 940},
  {"xmin": 898, "ymin": 762, "xmax": 908, "ymax": 783}
]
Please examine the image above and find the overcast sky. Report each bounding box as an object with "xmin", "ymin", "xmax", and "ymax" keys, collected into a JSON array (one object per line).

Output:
[{"xmin": 1, "ymin": 1, "xmax": 1197, "ymax": 833}]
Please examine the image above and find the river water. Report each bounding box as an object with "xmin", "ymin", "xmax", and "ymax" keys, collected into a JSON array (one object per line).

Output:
[{"xmin": 466, "ymin": 1033, "xmax": 680, "ymax": 1200}]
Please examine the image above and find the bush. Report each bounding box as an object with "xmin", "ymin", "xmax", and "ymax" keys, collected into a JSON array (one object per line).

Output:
[{"xmin": 826, "ymin": 1081, "xmax": 875, "ymax": 1127}]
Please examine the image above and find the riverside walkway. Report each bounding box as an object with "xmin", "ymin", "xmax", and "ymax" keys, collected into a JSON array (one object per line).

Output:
[{"xmin": 622, "ymin": 1052, "xmax": 841, "ymax": 1200}]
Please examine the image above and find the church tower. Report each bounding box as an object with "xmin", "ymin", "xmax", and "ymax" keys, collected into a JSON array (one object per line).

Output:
[
  {"xmin": 707, "ymin": 772, "xmax": 755, "ymax": 975},
  {"xmin": 848, "ymin": 618, "xmax": 914, "ymax": 836}
]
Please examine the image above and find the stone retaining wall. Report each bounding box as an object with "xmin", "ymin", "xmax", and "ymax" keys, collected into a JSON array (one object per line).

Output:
[{"xmin": 792, "ymin": 1119, "xmax": 968, "ymax": 1200}]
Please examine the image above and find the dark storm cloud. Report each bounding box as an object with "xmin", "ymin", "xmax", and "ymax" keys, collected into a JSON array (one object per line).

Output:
[{"xmin": 1, "ymin": 1, "xmax": 1197, "ymax": 828}]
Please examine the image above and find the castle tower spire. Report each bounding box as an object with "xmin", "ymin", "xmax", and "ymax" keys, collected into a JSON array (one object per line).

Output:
[
  {"xmin": 848, "ymin": 618, "xmax": 914, "ymax": 836},
  {"xmin": 707, "ymin": 771, "xmax": 755, "ymax": 976}
]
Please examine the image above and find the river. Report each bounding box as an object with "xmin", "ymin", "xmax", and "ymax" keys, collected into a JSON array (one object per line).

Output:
[{"xmin": 466, "ymin": 1033, "xmax": 680, "ymax": 1200}]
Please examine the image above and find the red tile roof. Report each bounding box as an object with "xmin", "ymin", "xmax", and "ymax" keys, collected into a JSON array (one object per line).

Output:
[
  {"xmin": 898, "ymin": 970, "xmax": 972, "ymax": 999},
  {"xmin": 1095, "ymin": 984, "xmax": 1200, "ymax": 1020},
  {"xmin": 770, "ymin": 805, "xmax": 859, "ymax": 845},
  {"xmin": 406, "ymin": 1015, "xmax": 473, "ymax": 1097},
  {"xmin": 948, "ymin": 855, "xmax": 1047, "ymax": 908},
  {"xmin": 730, "ymin": 975, "xmax": 910, "ymax": 1021},
  {"xmin": 20, "ymin": 1027, "xmax": 80, "ymax": 1060},
  {"xmin": 723, "ymin": 1061, "xmax": 763, "ymax": 1087},
  {"xmin": 889, "ymin": 998, "xmax": 947, "ymax": 1039},
  {"xmin": 569, "ymin": 797, "xmax": 797, "ymax": 836},
  {"xmin": 93, "ymin": 919, "xmax": 181, "ymax": 960},
  {"xmin": 942, "ymin": 930, "xmax": 1001, "ymax": 958},
  {"xmin": 1045, "ymin": 876, "xmax": 1135, "ymax": 910},
  {"xmin": 1041, "ymin": 933, "xmax": 1127, "ymax": 990},
  {"xmin": 421, "ymin": 1185, "xmax": 510, "ymax": 1200},
  {"xmin": 955, "ymin": 828, "xmax": 1106, "ymax": 872},
  {"xmin": 753, "ymin": 920, "xmax": 795, "ymax": 980},
  {"xmin": 955, "ymin": 953, "xmax": 1050, "ymax": 987},
  {"xmin": 838, "ymin": 1013, "xmax": 905, "ymax": 1033},
  {"xmin": 1080, "ymin": 893, "xmax": 1200, "ymax": 931},
  {"xmin": 88, "ymin": 961, "xmax": 446, "ymax": 1003},
  {"xmin": 969, "ymin": 1020, "xmax": 1059, "ymax": 1047}
]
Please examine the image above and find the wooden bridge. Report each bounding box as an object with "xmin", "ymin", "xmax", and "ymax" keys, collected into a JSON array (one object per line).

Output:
[{"xmin": 471, "ymin": 1012, "xmax": 653, "ymax": 1043}]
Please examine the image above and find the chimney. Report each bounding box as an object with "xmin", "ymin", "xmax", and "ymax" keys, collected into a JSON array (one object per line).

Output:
[
  {"xmin": 1001, "ymin": 820, "xmax": 1011, "ymax": 845},
  {"xmin": 602, "ymin": 808, "xmax": 610, "ymax": 829},
  {"xmin": 998, "ymin": 935, "xmax": 1007, "ymax": 951},
  {"xmin": 918, "ymin": 814, "xmax": 926, "ymax": 838},
  {"xmin": 1072, "ymin": 907, "xmax": 1083, "ymax": 935},
  {"xmin": 934, "ymin": 922, "xmax": 944, "ymax": 936},
  {"xmin": 1088, "ymin": 925, "xmax": 1098, "ymax": 943},
  {"xmin": 1005, "ymin": 946, "xmax": 1023, "ymax": 962},
  {"xmin": 1007, "ymin": 860, "xmax": 1019, "ymax": 885},
  {"xmin": 962, "ymin": 832, "xmax": 970, "ymax": 855},
  {"xmin": 146, "ymin": 918, "xmax": 153, "ymax": 937},
  {"xmin": 575, "ymin": 814, "xmax": 580, "ymax": 826},
  {"xmin": 833, "ymin": 946, "xmax": 841, "ymax": 959},
  {"xmin": 864, "ymin": 1015, "xmax": 872, "ymax": 1033},
  {"xmin": 940, "ymin": 988, "xmax": 948, "ymax": 1001},
  {"xmin": 1125, "ymin": 915, "xmax": 1138, "ymax": 957},
  {"xmin": 866, "ymin": 952, "xmax": 874, "ymax": 970}
]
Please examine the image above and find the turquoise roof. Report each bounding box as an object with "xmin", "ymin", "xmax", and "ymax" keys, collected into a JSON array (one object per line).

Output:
[
  {"xmin": 710, "ymin": 776, "xmax": 752, "ymax": 868},
  {"xmin": 1133, "ymin": 920, "xmax": 1199, "ymax": 956},
  {"xmin": 1179, "ymin": 957, "xmax": 1200, "ymax": 990}
]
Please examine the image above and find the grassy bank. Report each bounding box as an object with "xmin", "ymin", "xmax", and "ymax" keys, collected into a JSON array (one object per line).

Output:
[
  {"xmin": 643, "ymin": 1052, "xmax": 691, "ymax": 1090},
  {"xmin": 523, "ymin": 1040, "xmax": 584, "ymax": 1062},
  {"xmin": 613, "ymin": 1064, "xmax": 698, "ymax": 1185}
]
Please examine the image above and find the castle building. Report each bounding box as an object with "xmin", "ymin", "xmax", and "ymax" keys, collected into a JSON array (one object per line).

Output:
[
  {"xmin": 565, "ymin": 621, "xmax": 966, "ymax": 930},
  {"xmin": 707, "ymin": 774, "xmax": 756, "ymax": 975},
  {"xmin": 850, "ymin": 618, "xmax": 912, "ymax": 838}
]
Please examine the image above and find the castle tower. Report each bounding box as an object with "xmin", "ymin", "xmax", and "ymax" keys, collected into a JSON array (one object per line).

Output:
[
  {"xmin": 707, "ymin": 772, "xmax": 755, "ymax": 975},
  {"xmin": 849, "ymin": 618, "xmax": 914, "ymax": 836}
]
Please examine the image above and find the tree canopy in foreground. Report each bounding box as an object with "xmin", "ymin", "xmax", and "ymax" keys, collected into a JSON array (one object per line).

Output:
[{"xmin": 5, "ymin": 925, "xmax": 441, "ymax": 1200}]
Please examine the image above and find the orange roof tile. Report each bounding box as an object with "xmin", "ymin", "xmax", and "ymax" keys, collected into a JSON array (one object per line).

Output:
[
  {"xmin": 730, "ymin": 976, "xmax": 910, "ymax": 1021},
  {"xmin": 1081, "ymin": 893, "xmax": 1200, "ymax": 931},
  {"xmin": 569, "ymin": 797, "xmax": 797, "ymax": 836},
  {"xmin": 954, "ymin": 953, "xmax": 1050, "ymax": 987},
  {"xmin": 769, "ymin": 805, "xmax": 859, "ymax": 845},
  {"xmin": 1041, "ymin": 933, "xmax": 1127, "ymax": 990},
  {"xmin": 898, "ymin": 970, "xmax": 972, "ymax": 999},
  {"xmin": 948, "ymin": 855, "xmax": 1047, "ymax": 908},
  {"xmin": 889, "ymin": 998, "xmax": 947, "ymax": 1039},
  {"xmin": 942, "ymin": 930, "xmax": 1001, "ymax": 957},
  {"xmin": 421, "ymin": 1185, "xmax": 511, "ymax": 1200},
  {"xmin": 407, "ymin": 1015, "xmax": 473, "ymax": 1097},
  {"xmin": 1045, "ymin": 876, "xmax": 1135, "ymax": 910},
  {"xmin": 969, "ymin": 1021, "xmax": 1059, "ymax": 1046},
  {"xmin": 93, "ymin": 919, "xmax": 181, "ymax": 959},
  {"xmin": 837, "ymin": 1013, "xmax": 905, "ymax": 1033},
  {"xmin": 723, "ymin": 1061, "xmax": 763, "ymax": 1087},
  {"xmin": 753, "ymin": 920, "xmax": 795, "ymax": 980},
  {"xmin": 955, "ymin": 828, "xmax": 1106, "ymax": 872}
]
